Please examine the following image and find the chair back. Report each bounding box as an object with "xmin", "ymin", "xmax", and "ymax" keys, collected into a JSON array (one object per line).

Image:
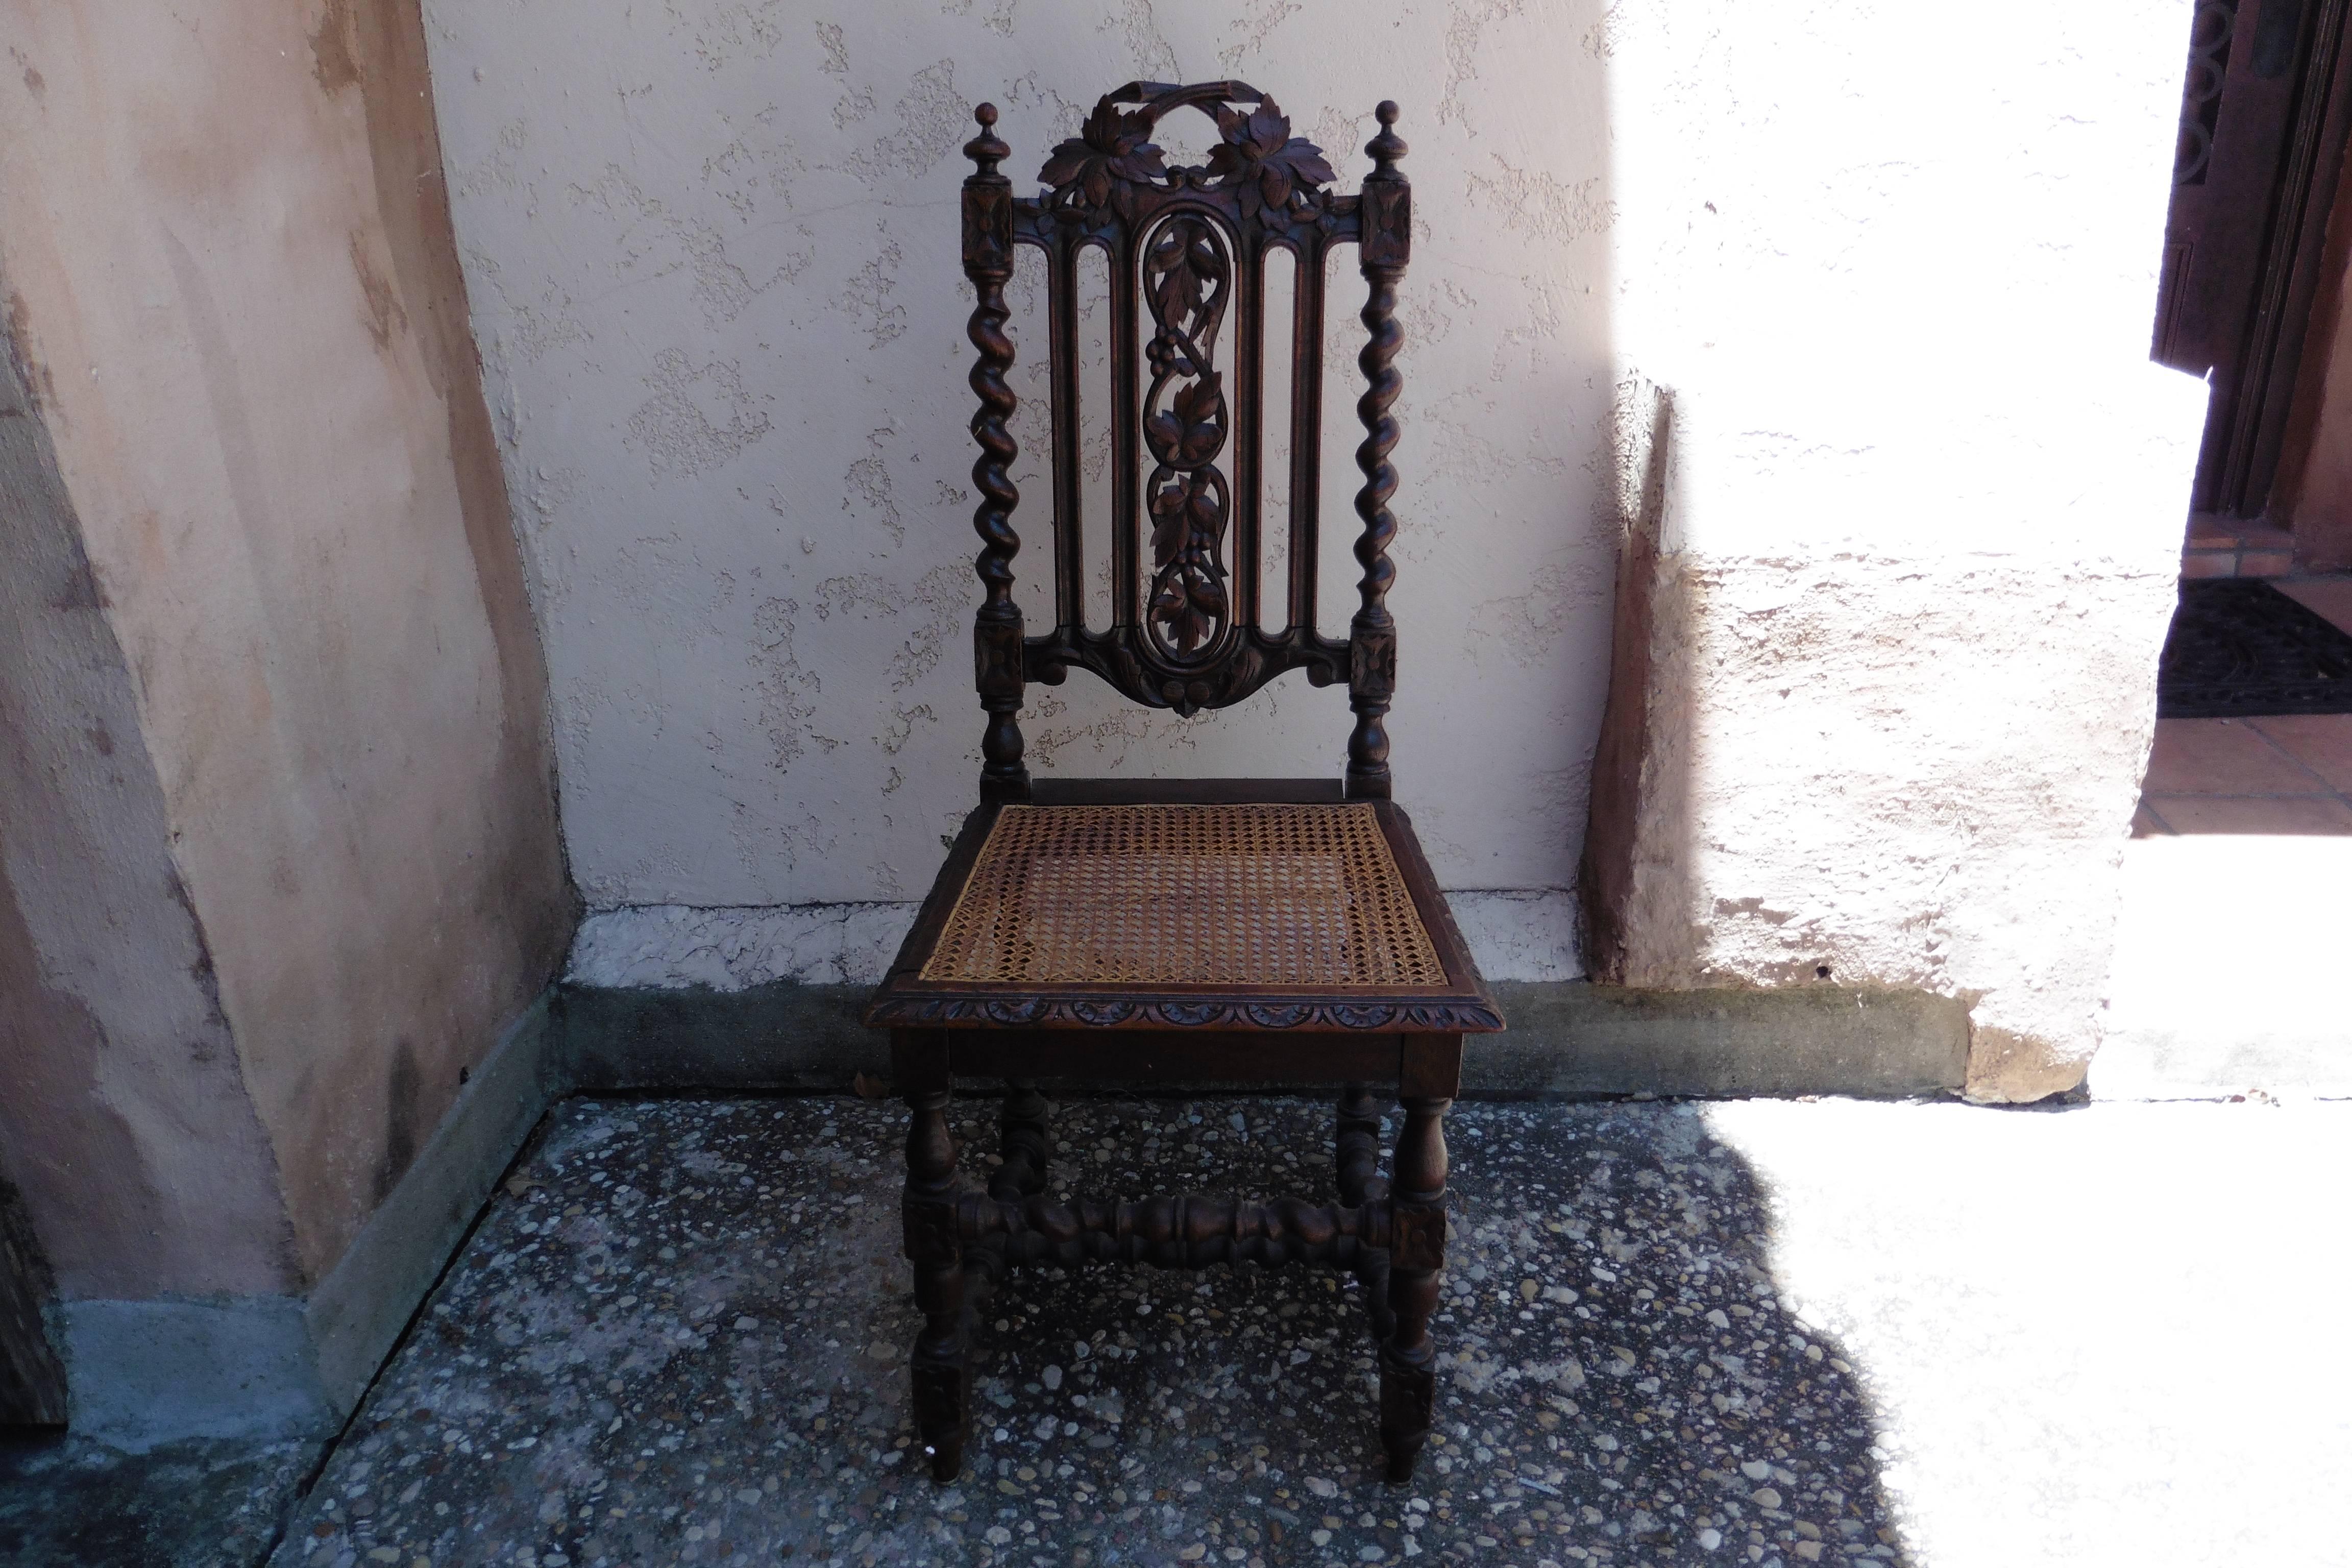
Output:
[{"xmin": 958, "ymin": 82, "xmax": 1411, "ymax": 801}]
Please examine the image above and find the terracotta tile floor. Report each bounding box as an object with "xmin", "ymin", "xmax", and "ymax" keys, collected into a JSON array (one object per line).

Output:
[{"xmin": 2136, "ymin": 578, "xmax": 2352, "ymax": 836}]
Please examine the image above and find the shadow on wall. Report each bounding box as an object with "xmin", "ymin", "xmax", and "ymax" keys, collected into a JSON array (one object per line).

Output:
[
  {"xmin": 255, "ymin": 1093, "xmax": 1911, "ymax": 1567},
  {"xmin": 1579, "ymin": 383, "xmax": 1680, "ymax": 983}
]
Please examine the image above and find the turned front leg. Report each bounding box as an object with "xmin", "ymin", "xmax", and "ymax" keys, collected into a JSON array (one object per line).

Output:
[
  {"xmin": 895, "ymin": 1031, "xmax": 968, "ymax": 1482},
  {"xmin": 1379, "ymin": 1072, "xmax": 1452, "ymax": 1483}
]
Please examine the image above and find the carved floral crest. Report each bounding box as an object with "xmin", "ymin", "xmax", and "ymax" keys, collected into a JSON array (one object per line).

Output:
[
  {"xmin": 1037, "ymin": 86, "xmax": 1335, "ymax": 219},
  {"xmin": 1206, "ymin": 100, "xmax": 1337, "ymax": 217},
  {"xmin": 1037, "ymin": 97, "xmax": 1166, "ymax": 215}
]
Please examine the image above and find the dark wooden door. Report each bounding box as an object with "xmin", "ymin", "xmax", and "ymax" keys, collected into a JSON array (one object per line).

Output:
[{"xmin": 2154, "ymin": 0, "xmax": 2352, "ymax": 518}]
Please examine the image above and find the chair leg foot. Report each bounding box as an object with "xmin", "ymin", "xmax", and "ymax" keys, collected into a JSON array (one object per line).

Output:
[
  {"xmin": 1378, "ymin": 1347, "xmax": 1435, "ymax": 1484},
  {"xmin": 1378, "ymin": 1093, "xmax": 1451, "ymax": 1486},
  {"xmin": 911, "ymin": 1335, "xmax": 970, "ymax": 1482},
  {"xmin": 899, "ymin": 1045, "xmax": 969, "ymax": 1485}
]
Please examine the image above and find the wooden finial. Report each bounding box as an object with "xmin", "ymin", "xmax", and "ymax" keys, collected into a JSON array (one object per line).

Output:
[
  {"xmin": 966, "ymin": 103, "xmax": 1009, "ymax": 175},
  {"xmin": 1367, "ymin": 101, "xmax": 1406, "ymax": 176}
]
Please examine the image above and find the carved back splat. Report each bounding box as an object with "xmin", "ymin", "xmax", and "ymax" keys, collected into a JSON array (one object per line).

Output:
[{"xmin": 959, "ymin": 83, "xmax": 1412, "ymax": 801}]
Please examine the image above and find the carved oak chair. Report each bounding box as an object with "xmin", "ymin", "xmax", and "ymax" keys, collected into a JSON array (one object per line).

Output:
[{"xmin": 865, "ymin": 82, "xmax": 1503, "ymax": 1487}]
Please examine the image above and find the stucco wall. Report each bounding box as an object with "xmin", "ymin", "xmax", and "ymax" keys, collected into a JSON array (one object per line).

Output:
[
  {"xmin": 427, "ymin": 0, "xmax": 2203, "ymax": 1088},
  {"xmin": 0, "ymin": 0, "xmax": 574, "ymax": 1286},
  {"xmin": 419, "ymin": 0, "xmax": 1615, "ymax": 960},
  {"xmin": 1584, "ymin": 3, "xmax": 2210, "ymax": 1095}
]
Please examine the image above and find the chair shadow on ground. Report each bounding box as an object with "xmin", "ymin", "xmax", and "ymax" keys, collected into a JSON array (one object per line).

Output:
[{"xmin": 263, "ymin": 1092, "xmax": 1910, "ymax": 1568}]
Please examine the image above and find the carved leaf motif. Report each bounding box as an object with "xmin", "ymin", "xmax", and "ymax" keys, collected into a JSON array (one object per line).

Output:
[
  {"xmin": 1206, "ymin": 96, "xmax": 1336, "ymax": 218},
  {"xmin": 1144, "ymin": 374, "xmax": 1224, "ymax": 468},
  {"xmin": 1146, "ymin": 221, "xmax": 1226, "ymax": 361},
  {"xmin": 1148, "ymin": 478, "xmax": 1190, "ymax": 567},
  {"xmin": 1039, "ymin": 95, "xmax": 1167, "ymax": 210},
  {"xmin": 1151, "ymin": 564, "xmax": 1225, "ymax": 654}
]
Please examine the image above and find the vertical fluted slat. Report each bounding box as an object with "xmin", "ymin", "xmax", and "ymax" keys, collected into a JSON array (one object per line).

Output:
[
  {"xmin": 1109, "ymin": 224, "xmax": 1142, "ymax": 631},
  {"xmin": 1287, "ymin": 237, "xmax": 1326, "ymax": 636},
  {"xmin": 1233, "ymin": 231, "xmax": 1265, "ymax": 632},
  {"xmin": 1048, "ymin": 236, "xmax": 1085, "ymax": 635}
]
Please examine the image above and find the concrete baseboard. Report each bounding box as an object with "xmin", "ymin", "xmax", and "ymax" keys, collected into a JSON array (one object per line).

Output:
[
  {"xmin": 66, "ymin": 973, "xmax": 1961, "ymax": 1450},
  {"xmin": 59, "ymin": 1296, "xmax": 334, "ymax": 1452},
  {"xmin": 1479, "ymin": 982, "xmax": 1968, "ymax": 1098},
  {"xmin": 305, "ymin": 994, "xmax": 560, "ymax": 1413},
  {"xmin": 554, "ymin": 980, "xmax": 875, "ymax": 1089},
  {"xmin": 555, "ymin": 976, "xmax": 1968, "ymax": 1099},
  {"xmin": 57, "ymin": 996, "xmax": 560, "ymax": 1449}
]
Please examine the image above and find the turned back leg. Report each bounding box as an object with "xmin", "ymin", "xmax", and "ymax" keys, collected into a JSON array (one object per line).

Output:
[
  {"xmin": 1335, "ymin": 1082, "xmax": 1387, "ymax": 1205},
  {"xmin": 894, "ymin": 1031, "xmax": 968, "ymax": 1482},
  {"xmin": 1337, "ymin": 1083, "xmax": 1394, "ymax": 1341},
  {"xmin": 993, "ymin": 1079, "xmax": 1051, "ymax": 1201}
]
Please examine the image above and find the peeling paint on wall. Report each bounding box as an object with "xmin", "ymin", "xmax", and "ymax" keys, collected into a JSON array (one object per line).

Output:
[{"xmin": 626, "ymin": 349, "xmax": 772, "ymax": 478}]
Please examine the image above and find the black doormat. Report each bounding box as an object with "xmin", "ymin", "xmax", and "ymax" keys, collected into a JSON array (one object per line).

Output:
[{"xmin": 2158, "ymin": 578, "xmax": 2352, "ymax": 717}]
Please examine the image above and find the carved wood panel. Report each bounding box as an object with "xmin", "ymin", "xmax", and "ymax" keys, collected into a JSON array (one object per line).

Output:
[
  {"xmin": 2153, "ymin": 0, "xmax": 2352, "ymax": 518},
  {"xmin": 957, "ymin": 82, "xmax": 1413, "ymax": 796}
]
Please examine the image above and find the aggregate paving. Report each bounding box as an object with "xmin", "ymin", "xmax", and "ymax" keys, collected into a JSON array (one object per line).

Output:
[
  {"xmin": 267, "ymin": 1094, "xmax": 1907, "ymax": 1568},
  {"xmin": 0, "ymin": 1428, "xmax": 320, "ymax": 1567}
]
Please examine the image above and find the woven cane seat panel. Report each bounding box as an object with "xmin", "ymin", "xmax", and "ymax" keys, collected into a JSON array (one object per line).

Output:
[{"xmin": 920, "ymin": 804, "xmax": 1449, "ymax": 988}]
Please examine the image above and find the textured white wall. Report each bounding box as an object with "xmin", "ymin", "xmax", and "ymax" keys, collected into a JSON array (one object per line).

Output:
[
  {"xmin": 1594, "ymin": 1, "xmax": 2209, "ymax": 1086},
  {"xmin": 421, "ymin": 0, "xmax": 1617, "ymax": 950},
  {"xmin": 427, "ymin": 0, "xmax": 2207, "ymax": 1045}
]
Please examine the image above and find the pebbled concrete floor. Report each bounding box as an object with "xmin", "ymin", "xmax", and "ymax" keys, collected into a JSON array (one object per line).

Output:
[
  {"xmin": 7, "ymin": 1092, "xmax": 2347, "ymax": 1567},
  {"xmin": 0, "ymin": 1428, "xmax": 320, "ymax": 1567},
  {"xmin": 265, "ymin": 1095, "xmax": 1899, "ymax": 1568}
]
